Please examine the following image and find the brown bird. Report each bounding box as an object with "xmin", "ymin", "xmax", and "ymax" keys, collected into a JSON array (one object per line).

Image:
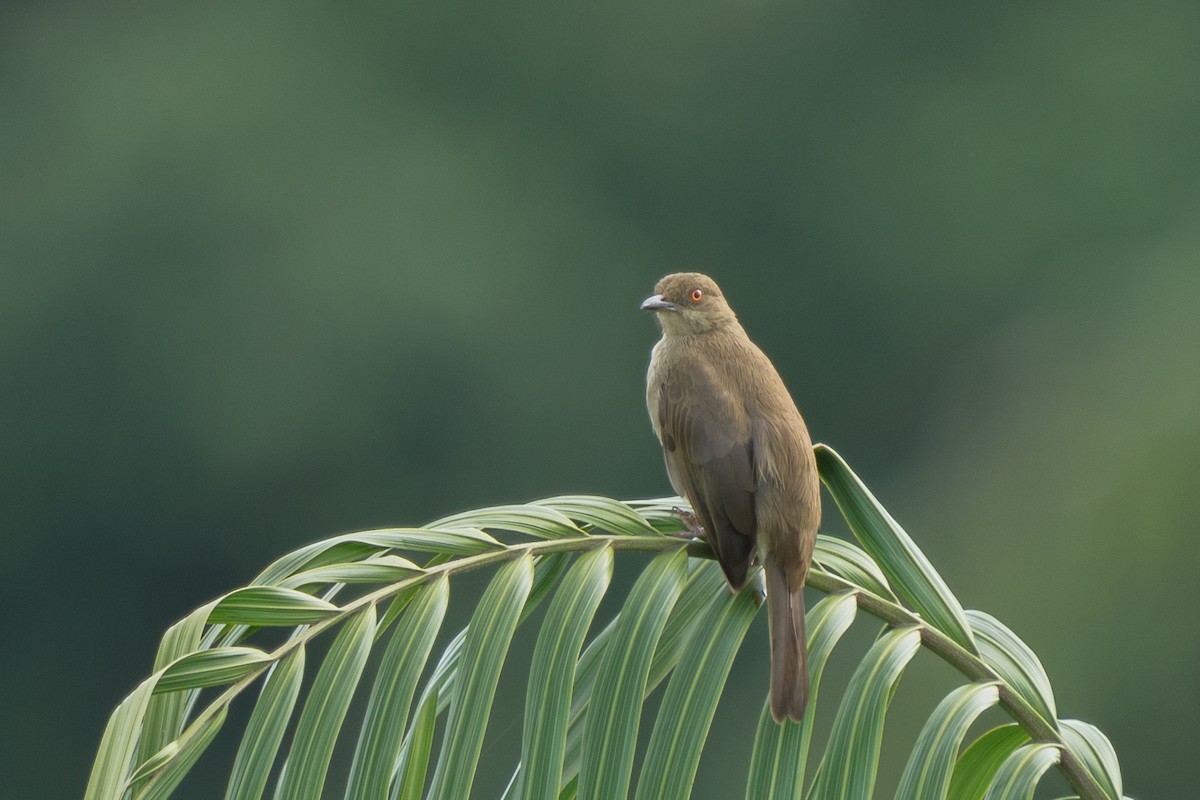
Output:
[{"xmin": 642, "ymin": 272, "xmax": 820, "ymax": 722}]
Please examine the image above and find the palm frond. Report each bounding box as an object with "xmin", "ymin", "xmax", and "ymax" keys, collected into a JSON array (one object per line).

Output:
[{"xmin": 85, "ymin": 447, "xmax": 1125, "ymax": 800}]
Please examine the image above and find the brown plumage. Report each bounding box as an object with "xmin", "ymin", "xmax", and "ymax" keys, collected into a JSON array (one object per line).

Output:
[{"xmin": 641, "ymin": 272, "xmax": 820, "ymax": 722}]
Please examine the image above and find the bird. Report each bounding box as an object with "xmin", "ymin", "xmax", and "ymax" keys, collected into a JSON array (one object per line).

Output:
[{"xmin": 641, "ymin": 272, "xmax": 820, "ymax": 722}]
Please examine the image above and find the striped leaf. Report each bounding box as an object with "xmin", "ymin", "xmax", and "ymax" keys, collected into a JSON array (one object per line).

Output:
[
  {"xmin": 83, "ymin": 487, "xmax": 1126, "ymax": 800},
  {"xmin": 225, "ymin": 648, "xmax": 306, "ymax": 800},
  {"xmin": 982, "ymin": 742, "xmax": 1061, "ymax": 800},
  {"xmin": 208, "ymin": 587, "xmax": 338, "ymax": 626},
  {"xmin": 895, "ymin": 681, "xmax": 1001, "ymax": 800},
  {"xmin": 519, "ymin": 551, "xmax": 574, "ymax": 625},
  {"xmin": 546, "ymin": 559, "xmax": 727, "ymax": 797},
  {"xmin": 808, "ymin": 625, "xmax": 923, "ymax": 800},
  {"xmin": 86, "ymin": 675, "xmax": 160, "ymax": 800},
  {"xmin": 577, "ymin": 547, "xmax": 688, "ymax": 800},
  {"xmin": 138, "ymin": 601, "xmax": 220, "ymax": 770},
  {"xmin": 966, "ymin": 610, "xmax": 1057, "ymax": 728},
  {"xmin": 812, "ymin": 535, "xmax": 896, "ymax": 602},
  {"xmin": 746, "ymin": 590, "xmax": 859, "ymax": 800},
  {"xmin": 133, "ymin": 706, "xmax": 227, "ymax": 800},
  {"xmin": 345, "ymin": 576, "xmax": 449, "ymax": 800},
  {"xmin": 1059, "ymin": 720, "xmax": 1122, "ymax": 800},
  {"xmin": 635, "ymin": 579, "xmax": 758, "ymax": 800},
  {"xmin": 533, "ymin": 496, "xmax": 660, "ymax": 535},
  {"xmin": 517, "ymin": 546, "xmax": 612, "ymax": 800},
  {"xmin": 816, "ymin": 444, "xmax": 976, "ymax": 651},
  {"xmin": 427, "ymin": 553, "xmax": 534, "ymax": 799},
  {"xmin": 281, "ymin": 555, "xmax": 421, "ymax": 588},
  {"xmin": 948, "ymin": 724, "xmax": 1031, "ymax": 800},
  {"xmin": 156, "ymin": 647, "xmax": 272, "ymax": 694},
  {"xmin": 392, "ymin": 687, "xmax": 439, "ymax": 800},
  {"xmin": 348, "ymin": 527, "xmax": 503, "ymax": 554},
  {"xmin": 274, "ymin": 605, "xmax": 376, "ymax": 800},
  {"xmin": 430, "ymin": 505, "xmax": 583, "ymax": 538}
]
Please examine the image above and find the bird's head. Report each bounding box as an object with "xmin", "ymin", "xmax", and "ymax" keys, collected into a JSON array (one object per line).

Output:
[{"xmin": 641, "ymin": 272, "xmax": 738, "ymax": 335}]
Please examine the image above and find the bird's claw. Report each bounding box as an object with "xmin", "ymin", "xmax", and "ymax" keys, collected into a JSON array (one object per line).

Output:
[{"xmin": 671, "ymin": 506, "xmax": 707, "ymax": 541}]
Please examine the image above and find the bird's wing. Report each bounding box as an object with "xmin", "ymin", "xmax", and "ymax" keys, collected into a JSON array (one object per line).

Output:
[{"xmin": 658, "ymin": 366, "xmax": 757, "ymax": 589}]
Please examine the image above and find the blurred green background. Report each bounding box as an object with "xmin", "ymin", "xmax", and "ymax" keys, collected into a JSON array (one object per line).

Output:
[{"xmin": 3, "ymin": 2, "xmax": 1197, "ymax": 797}]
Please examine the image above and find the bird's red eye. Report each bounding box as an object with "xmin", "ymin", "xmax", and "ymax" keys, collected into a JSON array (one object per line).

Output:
[{"xmin": 690, "ymin": 288, "xmax": 703, "ymax": 302}]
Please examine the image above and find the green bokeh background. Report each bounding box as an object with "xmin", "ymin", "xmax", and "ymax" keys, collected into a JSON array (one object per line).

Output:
[{"xmin": 3, "ymin": 3, "xmax": 1197, "ymax": 797}]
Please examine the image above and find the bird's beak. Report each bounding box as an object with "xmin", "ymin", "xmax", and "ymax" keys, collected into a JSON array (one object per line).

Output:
[{"xmin": 640, "ymin": 294, "xmax": 680, "ymax": 312}]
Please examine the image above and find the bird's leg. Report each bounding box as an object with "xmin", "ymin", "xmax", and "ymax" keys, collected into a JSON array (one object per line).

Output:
[{"xmin": 671, "ymin": 506, "xmax": 707, "ymax": 541}]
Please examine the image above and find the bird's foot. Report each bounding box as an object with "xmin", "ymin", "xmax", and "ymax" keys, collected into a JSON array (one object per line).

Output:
[{"xmin": 671, "ymin": 506, "xmax": 707, "ymax": 541}]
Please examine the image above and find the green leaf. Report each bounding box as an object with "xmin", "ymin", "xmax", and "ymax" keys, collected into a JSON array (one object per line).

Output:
[
  {"xmin": 894, "ymin": 681, "xmax": 1001, "ymax": 800},
  {"xmin": 815, "ymin": 444, "xmax": 976, "ymax": 651},
  {"xmin": 417, "ymin": 627, "xmax": 466, "ymax": 716},
  {"xmin": 646, "ymin": 559, "xmax": 731, "ymax": 690},
  {"xmin": 427, "ymin": 549, "xmax": 563, "ymax": 790},
  {"xmin": 430, "ymin": 504, "xmax": 584, "ymax": 538},
  {"xmin": 85, "ymin": 674, "xmax": 159, "ymax": 800},
  {"xmin": 349, "ymin": 527, "xmax": 503, "ymax": 554},
  {"xmin": 518, "ymin": 546, "xmax": 613, "ymax": 800},
  {"xmin": 1059, "ymin": 719, "xmax": 1122, "ymax": 800},
  {"xmin": 812, "ymin": 534, "xmax": 896, "ymax": 602},
  {"xmin": 132, "ymin": 705, "xmax": 227, "ymax": 800},
  {"xmin": 255, "ymin": 540, "xmax": 386, "ymax": 586},
  {"xmin": 253, "ymin": 527, "xmax": 501, "ymax": 588},
  {"xmin": 208, "ymin": 586, "xmax": 339, "ymax": 626},
  {"xmin": 156, "ymin": 647, "xmax": 272, "ymax": 694},
  {"xmin": 553, "ymin": 559, "xmax": 726, "ymax": 796},
  {"xmin": 392, "ymin": 687, "xmax": 439, "ymax": 800},
  {"xmin": 746, "ymin": 591, "xmax": 859, "ymax": 800},
  {"xmin": 560, "ymin": 618, "xmax": 617, "ymax": 766},
  {"xmin": 374, "ymin": 584, "xmax": 421, "ymax": 641},
  {"xmin": 982, "ymin": 742, "xmax": 1061, "ymax": 800},
  {"xmin": 533, "ymin": 496, "xmax": 660, "ymax": 535},
  {"xmin": 128, "ymin": 742, "xmax": 182, "ymax": 787},
  {"xmin": 345, "ymin": 576, "xmax": 449, "ymax": 800},
  {"xmin": 83, "ymin": 488, "xmax": 1131, "ymax": 800},
  {"xmin": 138, "ymin": 600, "xmax": 219, "ymax": 770},
  {"xmin": 225, "ymin": 648, "xmax": 306, "ymax": 800},
  {"xmin": 427, "ymin": 553, "xmax": 534, "ymax": 800},
  {"xmin": 578, "ymin": 547, "xmax": 688, "ymax": 800},
  {"xmin": 965, "ymin": 610, "xmax": 1057, "ymax": 728},
  {"xmin": 808, "ymin": 625, "xmax": 922, "ymax": 800},
  {"xmin": 947, "ymin": 724, "xmax": 1031, "ymax": 800},
  {"xmin": 519, "ymin": 551, "xmax": 574, "ymax": 625},
  {"xmin": 635, "ymin": 580, "xmax": 758, "ymax": 800},
  {"xmin": 281, "ymin": 555, "xmax": 422, "ymax": 588},
  {"xmin": 274, "ymin": 605, "xmax": 376, "ymax": 800}
]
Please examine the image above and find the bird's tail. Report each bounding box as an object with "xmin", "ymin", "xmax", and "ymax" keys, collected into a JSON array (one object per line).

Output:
[{"xmin": 765, "ymin": 562, "xmax": 809, "ymax": 723}]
